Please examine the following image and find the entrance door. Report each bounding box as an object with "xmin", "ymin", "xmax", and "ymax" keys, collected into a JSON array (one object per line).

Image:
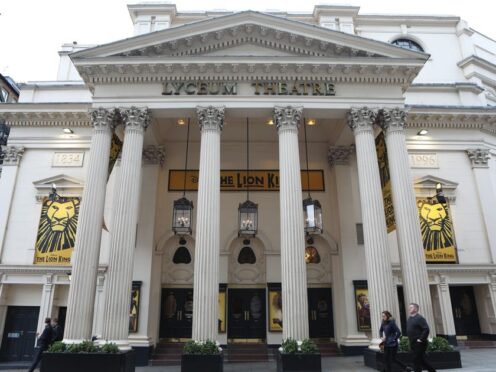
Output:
[
  {"xmin": 228, "ymin": 289, "xmax": 266, "ymax": 340},
  {"xmin": 450, "ymin": 286, "xmax": 481, "ymax": 336},
  {"xmin": 160, "ymin": 288, "xmax": 193, "ymax": 339},
  {"xmin": 0, "ymin": 306, "xmax": 39, "ymax": 362},
  {"xmin": 308, "ymin": 288, "xmax": 334, "ymax": 338}
]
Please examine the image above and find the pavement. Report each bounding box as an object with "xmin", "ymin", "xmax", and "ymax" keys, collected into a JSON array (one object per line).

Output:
[{"xmin": 2, "ymin": 348, "xmax": 495, "ymax": 371}]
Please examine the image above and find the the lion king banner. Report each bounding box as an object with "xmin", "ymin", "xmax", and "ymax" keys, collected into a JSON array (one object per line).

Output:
[
  {"xmin": 375, "ymin": 132, "xmax": 396, "ymax": 232},
  {"xmin": 417, "ymin": 197, "xmax": 458, "ymax": 263},
  {"xmin": 34, "ymin": 197, "xmax": 80, "ymax": 265}
]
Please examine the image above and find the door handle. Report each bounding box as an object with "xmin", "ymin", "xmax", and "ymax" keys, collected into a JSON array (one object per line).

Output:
[
  {"xmin": 246, "ymin": 311, "xmax": 250, "ymax": 321},
  {"xmin": 178, "ymin": 310, "xmax": 182, "ymax": 321}
]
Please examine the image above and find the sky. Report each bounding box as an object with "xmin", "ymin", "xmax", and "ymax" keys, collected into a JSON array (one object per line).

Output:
[{"xmin": 1, "ymin": 0, "xmax": 495, "ymax": 83}]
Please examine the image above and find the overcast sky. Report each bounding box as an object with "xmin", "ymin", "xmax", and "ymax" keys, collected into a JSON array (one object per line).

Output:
[{"xmin": 1, "ymin": 0, "xmax": 495, "ymax": 83}]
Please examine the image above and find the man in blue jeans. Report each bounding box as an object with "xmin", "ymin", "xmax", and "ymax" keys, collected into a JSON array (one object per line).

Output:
[
  {"xmin": 28, "ymin": 317, "xmax": 54, "ymax": 372},
  {"xmin": 406, "ymin": 303, "xmax": 436, "ymax": 372}
]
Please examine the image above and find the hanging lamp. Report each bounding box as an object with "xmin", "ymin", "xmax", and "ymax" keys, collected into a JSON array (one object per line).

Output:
[
  {"xmin": 172, "ymin": 118, "xmax": 194, "ymax": 235},
  {"xmin": 238, "ymin": 118, "xmax": 258, "ymax": 237},
  {"xmin": 302, "ymin": 118, "xmax": 323, "ymax": 235}
]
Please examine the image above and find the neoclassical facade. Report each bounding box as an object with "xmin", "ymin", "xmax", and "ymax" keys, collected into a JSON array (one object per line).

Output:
[{"xmin": 1, "ymin": 2, "xmax": 496, "ymax": 365}]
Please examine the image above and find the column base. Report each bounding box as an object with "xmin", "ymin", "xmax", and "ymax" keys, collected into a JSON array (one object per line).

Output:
[
  {"xmin": 98, "ymin": 339, "xmax": 132, "ymax": 350},
  {"xmin": 368, "ymin": 337, "xmax": 382, "ymax": 351},
  {"xmin": 338, "ymin": 335, "xmax": 370, "ymax": 356}
]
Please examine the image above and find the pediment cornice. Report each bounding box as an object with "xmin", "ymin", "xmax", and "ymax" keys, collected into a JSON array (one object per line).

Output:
[
  {"xmin": 71, "ymin": 11, "xmax": 428, "ymax": 90},
  {"xmin": 0, "ymin": 104, "xmax": 91, "ymax": 127},
  {"xmin": 72, "ymin": 11, "xmax": 428, "ymax": 60},
  {"xmin": 406, "ymin": 105, "xmax": 496, "ymax": 136}
]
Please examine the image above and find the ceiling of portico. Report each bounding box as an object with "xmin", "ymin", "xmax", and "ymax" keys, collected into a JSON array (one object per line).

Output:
[{"xmin": 149, "ymin": 115, "xmax": 347, "ymax": 145}]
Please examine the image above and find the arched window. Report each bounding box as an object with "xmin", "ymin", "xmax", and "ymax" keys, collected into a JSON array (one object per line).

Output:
[
  {"xmin": 391, "ymin": 38, "xmax": 424, "ymax": 52},
  {"xmin": 238, "ymin": 246, "xmax": 256, "ymax": 264},
  {"xmin": 173, "ymin": 246, "xmax": 191, "ymax": 264}
]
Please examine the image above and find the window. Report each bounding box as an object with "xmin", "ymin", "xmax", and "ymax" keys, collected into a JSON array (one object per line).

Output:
[
  {"xmin": 391, "ymin": 38, "xmax": 424, "ymax": 52},
  {"xmin": 238, "ymin": 246, "xmax": 256, "ymax": 264},
  {"xmin": 173, "ymin": 246, "xmax": 191, "ymax": 264}
]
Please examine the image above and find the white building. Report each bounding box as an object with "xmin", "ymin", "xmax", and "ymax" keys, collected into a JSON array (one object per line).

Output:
[{"xmin": 1, "ymin": 2, "xmax": 496, "ymax": 365}]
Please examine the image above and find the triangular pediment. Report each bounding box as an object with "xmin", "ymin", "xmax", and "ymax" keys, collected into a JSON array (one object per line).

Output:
[
  {"xmin": 72, "ymin": 11, "xmax": 428, "ymax": 61},
  {"xmin": 33, "ymin": 174, "xmax": 85, "ymax": 201},
  {"xmin": 414, "ymin": 175, "xmax": 458, "ymax": 203}
]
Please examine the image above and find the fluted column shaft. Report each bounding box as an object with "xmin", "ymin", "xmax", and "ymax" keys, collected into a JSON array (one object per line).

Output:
[
  {"xmin": 380, "ymin": 108, "xmax": 435, "ymax": 334},
  {"xmin": 101, "ymin": 107, "xmax": 150, "ymax": 343},
  {"xmin": 192, "ymin": 106, "xmax": 224, "ymax": 341},
  {"xmin": 274, "ymin": 106, "xmax": 309, "ymax": 340},
  {"xmin": 466, "ymin": 149, "xmax": 496, "ymax": 263},
  {"xmin": 347, "ymin": 107, "xmax": 396, "ymax": 342},
  {"xmin": 64, "ymin": 108, "xmax": 115, "ymax": 341}
]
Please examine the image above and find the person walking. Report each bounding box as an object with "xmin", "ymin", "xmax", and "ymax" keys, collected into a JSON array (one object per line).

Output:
[
  {"xmin": 406, "ymin": 303, "xmax": 436, "ymax": 372},
  {"xmin": 28, "ymin": 317, "xmax": 54, "ymax": 372},
  {"xmin": 51, "ymin": 318, "xmax": 63, "ymax": 342},
  {"xmin": 379, "ymin": 310, "xmax": 411, "ymax": 372}
]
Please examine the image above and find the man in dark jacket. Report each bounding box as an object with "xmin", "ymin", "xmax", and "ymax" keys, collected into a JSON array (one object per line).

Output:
[
  {"xmin": 406, "ymin": 303, "xmax": 436, "ymax": 372},
  {"xmin": 28, "ymin": 317, "xmax": 54, "ymax": 372},
  {"xmin": 51, "ymin": 318, "xmax": 63, "ymax": 342}
]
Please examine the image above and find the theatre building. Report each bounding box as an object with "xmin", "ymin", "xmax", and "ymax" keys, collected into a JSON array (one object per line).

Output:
[{"xmin": 1, "ymin": 2, "xmax": 496, "ymax": 365}]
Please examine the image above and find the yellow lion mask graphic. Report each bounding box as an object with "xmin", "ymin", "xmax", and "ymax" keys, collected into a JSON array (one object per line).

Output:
[
  {"xmin": 35, "ymin": 198, "xmax": 80, "ymax": 254},
  {"xmin": 418, "ymin": 200, "xmax": 454, "ymax": 251}
]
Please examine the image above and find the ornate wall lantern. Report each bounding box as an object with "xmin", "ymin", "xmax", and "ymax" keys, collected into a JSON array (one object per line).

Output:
[
  {"xmin": 238, "ymin": 118, "xmax": 258, "ymax": 236},
  {"xmin": 303, "ymin": 118, "xmax": 323, "ymax": 235},
  {"xmin": 172, "ymin": 118, "xmax": 194, "ymax": 235}
]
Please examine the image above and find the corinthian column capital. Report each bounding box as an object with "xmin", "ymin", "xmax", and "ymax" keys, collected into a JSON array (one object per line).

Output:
[
  {"xmin": 1, "ymin": 145, "xmax": 25, "ymax": 166},
  {"xmin": 466, "ymin": 148, "xmax": 491, "ymax": 168},
  {"xmin": 273, "ymin": 106, "xmax": 302, "ymax": 132},
  {"xmin": 89, "ymin": 107, "xmax": 118, "ymax": 130},
  {"xmin": 347, "ymin": 107, "xmax": 378, "ymax": 134},
  {"xmin": 380, "ymin": 108, "xmax": 408, "ymax": 133},
  {"xmin": 197, "ymin": 106, "xmax": 225, "ymax": 131},
  {"xmin": 120, "ymin": 107, "xmax": 151, "ymax": 132}
]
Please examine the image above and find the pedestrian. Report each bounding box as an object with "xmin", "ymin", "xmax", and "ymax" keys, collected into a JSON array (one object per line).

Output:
[
  {"xmin": 406, "ymin": 303, "xmax": 437, "ymax": 372},
  {"xmin": 51, "ymin": 318, "xmax": 63, "ymax": 342},
  {"xmin": 28, "ymin": 317, "xmax": 54, "ymax": 372},
  {"xmin": 379, "ymin": 310, "xmax": 411, "ymax": 372}
]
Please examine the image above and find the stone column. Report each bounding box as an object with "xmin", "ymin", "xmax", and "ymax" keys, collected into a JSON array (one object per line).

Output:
[
  {"xmin": 274, "ymin": 106, "xmax": 309, "ymax": 340},
  {"xmin": 329, "ymin": 146, "xmax": 370, "ymax": 347},
  {"xmin": 37, "ymin": 274, "xmax": 55, "ymax": 334},
  {"xmin": 192, "ymin": 106, "xmax": 224, "ymax": 341},
  {"xmin": 380, "ymin": 108, "xmax": 435, "ymax": 334},
  {"xmin": 466, "ymin": 149, "xmax": 496, "ymax": 264},
  {"xmin": 347, "ymin": 107, "xmax": 396, "ymax": 345},
  {"xmin": 436, "ymin": 275, "xmax": 456, "ymax": 345},
  {"xmin": 64, "ymin": 108, "xmax": 115, "ymax": 342},
  {"xmin": 92, "ymin": 275, "xmax": 106, "ymax": 338},
  {"xmin": 0, "ymin": 146, "xmax": 24, "ymax": 261},
  {"xmin": 101, "ymin": 107, "xmax": 150, "ymax": 346},
  {"xmin": 488, "ymin": 273, "xmax": 496, "ymax": 334}
]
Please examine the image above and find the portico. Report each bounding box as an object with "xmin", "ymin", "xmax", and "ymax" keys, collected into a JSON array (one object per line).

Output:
[{"xmin": 52, "ymin": 10, "xmax": 438, "ymax": 353}]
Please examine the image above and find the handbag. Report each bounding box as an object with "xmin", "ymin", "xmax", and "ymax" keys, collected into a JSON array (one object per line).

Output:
[{"xmin": 379, "ymin": 341, "xmax": 385, "ymax": 351}]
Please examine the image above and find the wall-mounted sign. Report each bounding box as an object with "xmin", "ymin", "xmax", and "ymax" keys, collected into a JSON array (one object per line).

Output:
[
  {"xmin": 52, "ymin": 152, "xmax": 84, "ymax": 167},
  {"xmin": 168, "ymin": 169, "xmax": 325, "ymax": 192},
  {"xmin": 353, "ymin": 280, "xmax": 371, "ymax": 332},
  {"xmin": 417, "ymin": 197, "xmax": 458, "ymax": 264},
  {"xmin": 34, "ymin": 197, "xmax": 80, "ymax": 265},
  {"xmin": 409, "ymin": 153, "xmax": 439, "ymax": 168},
  {"xmin": 376, "ymin": 132, "xmax": 395, "ymax": 232},
  {"xmin": 162, "ymin": 80, "xmax": 335, "ymax": 96}
]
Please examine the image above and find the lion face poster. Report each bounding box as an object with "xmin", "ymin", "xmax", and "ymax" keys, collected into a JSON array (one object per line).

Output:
[
  {"xmin": 34, "ymin": 197, "xmax": 80, "ymax": 265},
  {"xmin": 417, "ymin": 197, "xmax": 458, "ymax": 263}
]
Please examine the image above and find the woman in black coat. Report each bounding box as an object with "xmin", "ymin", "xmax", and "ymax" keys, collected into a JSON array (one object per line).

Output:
[{"xmin": 379, "ymin": 311, "xmax": 411, "ymax": 372}]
